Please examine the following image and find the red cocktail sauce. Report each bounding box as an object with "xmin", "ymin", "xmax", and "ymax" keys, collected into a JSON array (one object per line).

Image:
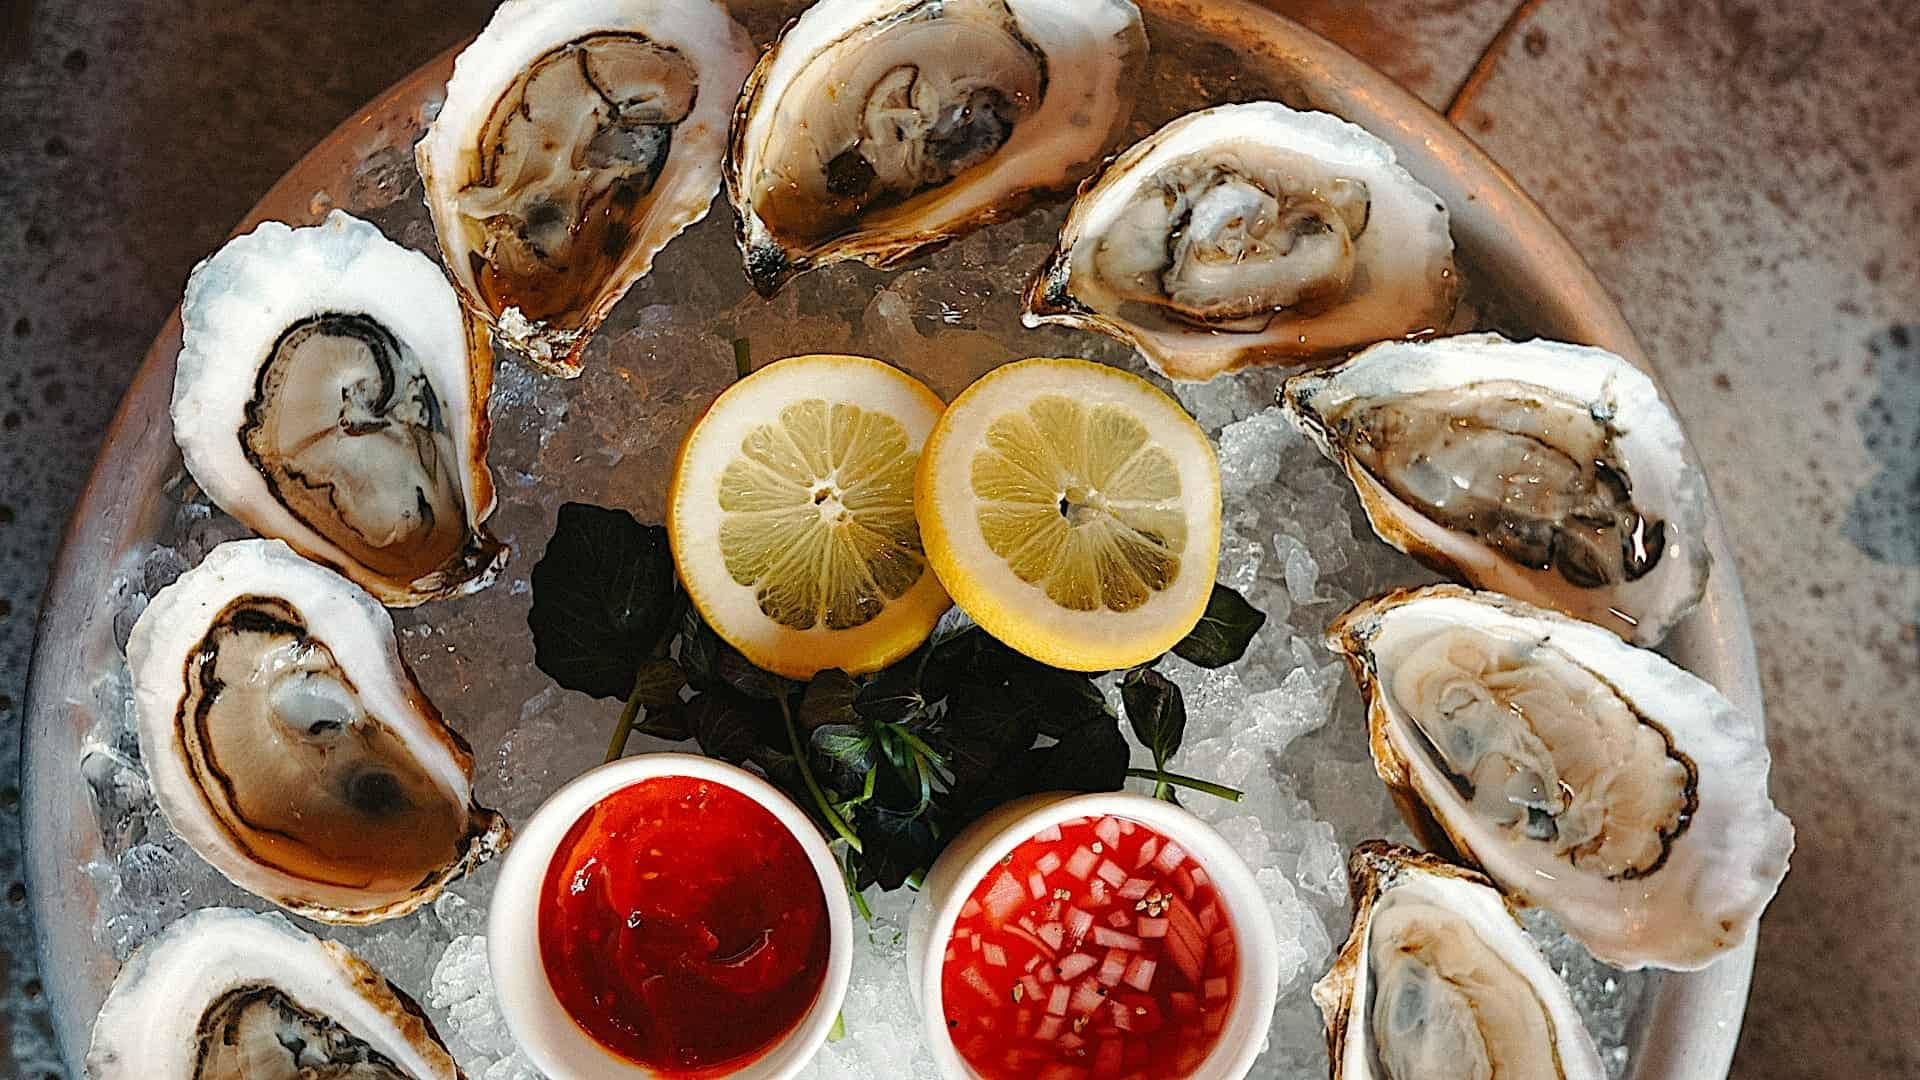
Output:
[
  {"xmin": 538, "ymin": 776, "xmax": 830, "ymax": 1077},
  {"xmin": 941, "ymin": 815, "xmax": 1239, "ymax": 1080}
]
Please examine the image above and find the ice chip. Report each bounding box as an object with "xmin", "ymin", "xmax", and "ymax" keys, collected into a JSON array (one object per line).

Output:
[{"xmin": 1217, "ymin": 408, "xmax": 1300, "ymax": 496}]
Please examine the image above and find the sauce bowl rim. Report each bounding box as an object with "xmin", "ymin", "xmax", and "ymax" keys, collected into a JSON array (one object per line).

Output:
[
  {"xmin": 488, "ymin": 751, "xmax": 855, "ymax": 1080},
  {"xmin": 905, "ymin": 791, "xmax": 1283, "ymax": 1080}
]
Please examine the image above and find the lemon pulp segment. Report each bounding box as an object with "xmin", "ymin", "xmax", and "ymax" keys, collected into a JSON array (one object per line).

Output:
[
  {"xmin": 718, "ymin": 399, "xmax": 925, "ymax": 631},
  {"xmin": 969, "ymin": 395, "xmax": 1187, "ymax": 613}
]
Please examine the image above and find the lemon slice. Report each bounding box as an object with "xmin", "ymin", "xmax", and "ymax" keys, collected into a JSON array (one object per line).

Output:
[
  {"xmin": 917, "ymin": 357, "xmax": 1220, "ymax": 671},
  {"xmin": 668, "ymin": 354, "xmax": 951, "ymax": 679}
]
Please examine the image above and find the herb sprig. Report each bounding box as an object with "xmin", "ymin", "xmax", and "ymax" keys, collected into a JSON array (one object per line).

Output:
[{"xmin": 527, "ymin": 503, "xmax": 1266, "ymax": 900}]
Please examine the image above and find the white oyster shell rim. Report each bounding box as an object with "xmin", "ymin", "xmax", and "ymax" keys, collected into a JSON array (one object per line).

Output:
[
  {"xmin": 1025, "ymin": 100, "xmax": 1459, "ymax": 381},
  {"xmin": 125, "ymin": 538, "xmax": 507, "ymax": 924},
  {"xmin": 172, "ymin": 209, "xmax": 503, "ymax": 607},
  {"xmin": 727, "ymin": 0, "xmax": 1147, "ymax": 295},
  {"xmin": 1329, "ymin": 585, "xmax": 1794, "ymax": 971},
  {"xmin": 417, "ymin": 0, "xmax": 755, "ymax": 375},
  {"xmin": 1313, "ymin": 841, "xmax": 1606, "ymax": 1080},
  {"xmin": 85, "ymin": 906, "xmax": 461, "ymax": 1080}
]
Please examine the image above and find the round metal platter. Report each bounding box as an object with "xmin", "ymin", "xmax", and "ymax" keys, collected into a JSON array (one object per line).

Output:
[{"xmin": 23, "ymin": 1, "xmax": 1764, "ymax": 1076}]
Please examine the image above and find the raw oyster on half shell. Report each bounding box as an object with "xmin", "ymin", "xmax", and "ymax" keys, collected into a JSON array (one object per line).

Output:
[
  {"xmin": 174, "ymin": 211, "xmax": 505, "ymax": 607},
  {"xmin": 1328, "ymin": 585, "xmax": 1793, "ymax": 970},
  {"xmin": 126, "ymin": 539, "xmax": 506, "ymax": 924},
  {"xmin": 1313, "ymin": 842, "xmax": 1606, "ymax": 1080},
  {"xmin": 86, "ymin": 907, "xmax": 462, "ymax": 1079},
  {"xmin": 728, "ymin": 0, "xmax": 1148, "ymax": 296},
  {"xmin": 418, "ymin": 0, "xmax": 755, "ymax": 375},
  {"xmin": 1026, "ymin": 101, "xmax": 1458, "ymax": 381},
  {"xmin": 1285, "ymin": 334, "xmax": 1710, "ymax": 645}
]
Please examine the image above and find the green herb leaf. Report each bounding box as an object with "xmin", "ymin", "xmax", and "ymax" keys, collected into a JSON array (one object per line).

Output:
[
  {"xmin": 1028, "ymin": 669, "xmax": 1115, "ymax": 739},
  {"xmin": 749, "ymin": 743, "xmax": 808, "ymax": 806},
  {"xmin": 852, "ymin": 661, "xmax": 929, "ymax": 727},
  {"xmin": 1039, "ymin": 710, "xmax": 1133, "ymax": 793},
  {"xmin": 687, "ymin": 694, "xmax": 764, "ymax": 767},
  {"xmin": 1172, "ymin": 584, "xmax": 1267, "ymax": 669},
  {"xmin": 929, "ymin": 634, "xmax": 1105, "ymax": 737},
  {"xmin": 631, "ymin": 657, "xmax": 687, "ymax": 709},
  {"xmin": 680, "ymin": 610, "xmax": 797, "ymax": 701},
  {"xmin": 1120, "ymin": 665, "xmax": 1187, "ymax": 773},
  {"xmin": 679, "ymin": 607, "xmax": 721, "ymax": 687},
  {"xmin": 634, "ymin": 702, "xmax": 692, "ymax": 742},
  {"xmin": 855, "ymin": 807, "xmax": 938, "ymax": 891},
  {"xmin": 916, "ymin": 694, "xmax": 1039, "ymax": 788},
  {"xmin": 809, "ymin": 723, "xmax": 878, "ymax": 801},
  {"xmin": 798, "ymin": 670, "xmax": 861, "ymax": 732},
  {"xmin": 528, "ymin": 503, "xmax": 680, "ymax": 700}
]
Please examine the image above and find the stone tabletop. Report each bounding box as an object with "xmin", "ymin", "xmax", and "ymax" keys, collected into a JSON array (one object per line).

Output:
[{"xmin": 0, "ymin": 1, "xmax": 1913, "ymax": 1077}]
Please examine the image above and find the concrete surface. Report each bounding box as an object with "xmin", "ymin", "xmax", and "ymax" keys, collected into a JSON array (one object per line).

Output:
[{"xmin": 0, "ymin": 1, "xmax": 1913, "ymax": 1077}]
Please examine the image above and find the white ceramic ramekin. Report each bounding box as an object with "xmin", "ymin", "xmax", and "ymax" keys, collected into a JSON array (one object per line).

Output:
[
  {"xmin": 906, "ymin": 792, "xmax": 1280, "ymax": 1080},
  {"xmin": 488, "ymin": 753, "xmax": 853, "ymax": 1079}
]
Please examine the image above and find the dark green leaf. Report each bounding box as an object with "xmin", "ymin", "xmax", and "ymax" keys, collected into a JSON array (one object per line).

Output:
[
  {"xmin": 750, "ymin": 743, "xmax": 807, "ymax": 807},
  {"xmin": 633, "ymin": 702, "xmax": 692, "ymax": 742},
  {"xmin": 631, "ymin": 657, "xmax": 687, "ymax": 709},
  {"xmin": 1172, "ymin": 584, "xmax": 1268, "ymax": 669},
  {"xmin": 868, "ymin": 742, "xmax": 929, "ymax": 815},
  {"xmin": 679, "ymin": 610, "xmax": 797, "ymax": 701},
  {"xmin": 678, "ymin": 607, "xmax": 721, "ymax": 688},
  {"xmin": 798, "ymin": 671, "xmax": 861, "ymax": 732},
  {"xmin": 687, "ymin": 694, "xmax": 762, "ymax": 767},
  {"xmin": 930, "ymin": 634, "xmax": 1107, "ymax": 737},
  {"xmin": 1029, "ymin": 670, "xmax": 1114, "ymax": 739},
  {"xmin": 809, "ymin": 723, "xmax": 877, "ymax": 801},
  {"xmin": 853, "ymin": 663, "xmax": 929, "ymax": 727},
  {"xmin": 1121, "ymin": 665, "xmax": 1187, "ymax": 771},
  {"xmin": 854, "ymin": 808, "xmax": 938, "ymax": 891},
  {"xmin": 722, "ymin": 651, "xmax": 799, "ymax": 702},
  {"xmin": 527, "ymin": 503, "xmax": 680, "ymax": 700},
  {"xmin": 1037, "ymin": 711, "xmax": 1132, "ymax": 793},
  {"xmin": 937, "ymin": 710, "xmax": 1131, "ymax": 835},
  {"xmin": 919, "ymin": 693, "xmax": 1041, "ymax": 789}
]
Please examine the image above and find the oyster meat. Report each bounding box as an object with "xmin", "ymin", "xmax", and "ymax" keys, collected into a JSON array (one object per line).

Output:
[
  {"xmin": 127, "ymin": 539, "xmax": 507, "ymax": 924},
  {"xmin": 418, "ymin": 0, "xmax": 755, "ymax": 375},
  {"xmin": 1026, "ymin": 101, "xmax": 1458, "ymax": 381},
  {"xmin": 1285, "ymin": 334, "xmax": 1710, "ymax": 645},
  {"xmin": 1313, "ymin": 842, "xmax": 1606, "ymax": 1080},
  {"xmin": 86, "ymin": 907, "xmax": 462, "ymax": 1079},
  {"xmin": 1329, "ymin": 585, "xmax": 1794, "ymax": 970},
  {"xmin": 727, "ymin": 0, "xmax": 1147, "ymax": 295},
  {"xmin": 174, "ymin": 210, "xmax": 505, "ymax": 607}
]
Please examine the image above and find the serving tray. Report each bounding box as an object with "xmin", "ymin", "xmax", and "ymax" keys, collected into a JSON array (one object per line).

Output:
[{"xmin": 22, "ymin": 2, "xmax": 1765, "ymax": 1076}]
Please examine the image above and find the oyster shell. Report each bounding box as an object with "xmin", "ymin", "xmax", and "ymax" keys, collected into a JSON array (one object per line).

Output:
[
  {"xmin": 727, "ymin": 0, "xmax": 1147, "ymax": 296},
  {"xmin": 174, "ymin": 210, "xmax": 505, "ymax": 607},
  {"xmin": 1284, "ymin": 334, "xmax": 1710, "ymax": 645},
  {"xmin": 127, "ymin": 539, "xmax": 507, "ymax": 924},
  {"xmin": 1312, "ymin": 842, "xmax": 1606, "ymax": 1080},
  {"xmin": 418, "ymin": 0, "xmax": 755, "ymax": 375},
  {"xmin": 1328, "ymin": 585, "xmax": 1794, "ymax": 970},
  {"xmin": 1026, "ymin": 101, "xmax": 1458, "ymax": 381},
  {"xmin": 86, "ymin": 907, "xmax": 462, "ymax": 1079}
]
